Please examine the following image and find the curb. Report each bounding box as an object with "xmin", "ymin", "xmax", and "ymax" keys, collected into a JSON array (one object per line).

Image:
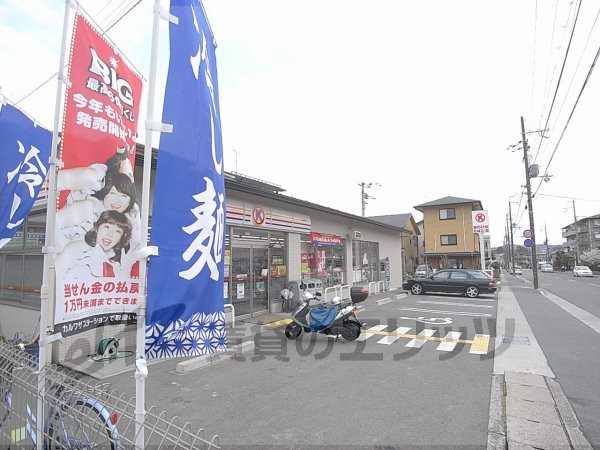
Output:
[{"xmin": 489, "ymin": 372, "xmax": 593, "ymax": 449}]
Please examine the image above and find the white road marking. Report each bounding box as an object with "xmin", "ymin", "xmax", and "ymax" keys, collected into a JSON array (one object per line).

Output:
[
  {"xmin": 436, "ymin": 331, "xmax": 462, "ymax": 352},
  {"xmin": 416, "ymin": 300, "xmax": 493, "ymax": 309},
  {"xmin": 399, "ymin": 307, "xmax": 492, "ymax": 318},
  {"xmin": 587, "ymin": 283, "xmax": 600, "ymax": 287},
  {"xmin": 405, "ymin": 329, "xmax": 436, "ymax": 348},
  {"xmin": 540, "ymin": 289, "xmax": 600, "ymax": 335},
  {"xmin": 376, "ymin": 327, "xmax": 411, "ymax": 345},
  {"xmin": 356, "ymin": 324, "xmax": 387, "ymax": 341},
  {"xmin": 399, "ymin": 316, "xmax": 453, "ymax": 325}
]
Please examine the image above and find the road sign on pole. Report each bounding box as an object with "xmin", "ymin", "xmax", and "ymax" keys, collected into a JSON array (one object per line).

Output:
[
  {"xmin": 472, "ymin": 210, "xmax": 490, "ymax": 233},
  {"xmin": 524, "ymin": 238, "xmax": 534, "ymax": 248},
  {"xmin": 523, "ymin": 229, "xmax": 532, "ymax": 238}
]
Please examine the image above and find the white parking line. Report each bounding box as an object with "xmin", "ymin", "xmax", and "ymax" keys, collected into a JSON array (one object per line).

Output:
[
  {"xmin": 356, "ymin": 324, "xmax": 387, "ymax": 341},
  {"xmin": 416, "ymin": 300, "xmax": 493, "ymax": 309},
  {"xmin": 436, "ymin": 331, "xmax": 463, "ymax": 352},
  {"xmin": 376, "ymin": 327, "xmax": 411, "ymax": 345},
  {"xmin": 399, "ymin": 307, "xmax": 492, "ymax": 317},
  {"xmin": 405, "ymin": 329, "xmax": 437, "ymax": 348}
]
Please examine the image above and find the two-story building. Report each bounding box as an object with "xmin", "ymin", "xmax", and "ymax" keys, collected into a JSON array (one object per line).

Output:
[{"xmin": 414, "ymin": 196, "xmax": 484, "ymax": 270}]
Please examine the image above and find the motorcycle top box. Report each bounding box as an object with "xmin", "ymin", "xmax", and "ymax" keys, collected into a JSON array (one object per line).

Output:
[{"xmin": 350, "ymin": 286, "xmax": 369, "ymax": 303}]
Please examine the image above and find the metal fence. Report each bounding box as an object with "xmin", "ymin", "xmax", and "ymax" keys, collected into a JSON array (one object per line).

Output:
[{"xmin": 0, "ymin": 341, "xmax": 220, "ymax": 449}]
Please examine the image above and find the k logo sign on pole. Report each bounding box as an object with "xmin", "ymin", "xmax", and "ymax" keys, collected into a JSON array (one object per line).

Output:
[
  {"xmin": 472, "ymin": 210, "xmax": 490, "ymax": 234},
  {"xmin": 146, "ymin": 0, "xmax": 227, "ymax": 359}
]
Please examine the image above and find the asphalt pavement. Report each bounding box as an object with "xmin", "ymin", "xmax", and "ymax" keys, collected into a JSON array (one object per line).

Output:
[{"xmin": 99, "ymin": 274, "xmax": 599, "ymax": 449}]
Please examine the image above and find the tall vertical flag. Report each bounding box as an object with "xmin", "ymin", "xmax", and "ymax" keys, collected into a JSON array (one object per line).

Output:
[
  {"xmin": 146, "ymin": 0, "xmax": 226, "ymax": 359},
  {"xmin": 53, "ymin": 13, "xmax": 143, "ymax": 337},
  {"xmin": 0, "ymin": 104, "xmax": 52, "ymax": 249}
]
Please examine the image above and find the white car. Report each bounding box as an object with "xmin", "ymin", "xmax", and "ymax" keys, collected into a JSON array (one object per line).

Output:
[
  {"xmin": 513, "ymin": 266, "xmax": 523, "ymax": 275},
  {"xmin": 540, "ymin": 264, "xmax": 553, "ymax": 273},
  {"xmin": 573, "ymin": 265, "xmax": 593, "ymax": 277}
]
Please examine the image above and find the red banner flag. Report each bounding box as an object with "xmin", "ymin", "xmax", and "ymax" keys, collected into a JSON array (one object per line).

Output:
[{"xmin": 53, "ymin": 13, "xmax": 143, "ymax": 336}]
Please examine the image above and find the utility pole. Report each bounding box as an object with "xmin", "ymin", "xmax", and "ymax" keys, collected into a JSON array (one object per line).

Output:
[
  {"xmin": 544, "ymin": 224, "xmax": 549, "ymax": 263},
  {"xmin": 508, "ymin": 200, "xmax": 515, "ymax": 275},
  {"xmin": 521, "ymin": 116, "xmax": 539, "ymax": 289},
  {"xmin": 505, "ymin": 215, "xmax": 510, "ymax": 270},
  {"xmin": 572, "ymin": 199, "xmax": 579, "ymax": 265},
  {"xmin": 359, "ymin": 182, "xmax": 379, "ymax": 217}
]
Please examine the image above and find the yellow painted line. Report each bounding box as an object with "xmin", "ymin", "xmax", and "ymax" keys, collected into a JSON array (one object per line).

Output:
[
  {"xmin": 264, "ymin": 318, "xmax": 292, "ymax": 329},
  {"xmin": 469, "ymin": 334, "xmax": 489, "ymax": 354}
]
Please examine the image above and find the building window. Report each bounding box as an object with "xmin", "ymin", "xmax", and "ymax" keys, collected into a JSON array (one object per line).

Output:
[
  {"xmin": 439, "ymin": 208, "xmax": 456, "ymax": 220},
  {"xmin": 440, "ymin": 234, "xmax": 457, "ymax": 246}
]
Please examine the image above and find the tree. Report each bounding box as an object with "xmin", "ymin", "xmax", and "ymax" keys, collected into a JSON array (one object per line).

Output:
[
  {"xmin": 580, "ymin": 248, "xmax": 600, "ymax": 270},
  {"xmin": 553, "ymin": 251, "xmax": 573, "ymax": 270}
]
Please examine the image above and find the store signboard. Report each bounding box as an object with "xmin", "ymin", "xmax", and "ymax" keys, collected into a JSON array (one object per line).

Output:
[{"xmin": 310, "ymin": 232, "xmax": 342, "ymax": 246}]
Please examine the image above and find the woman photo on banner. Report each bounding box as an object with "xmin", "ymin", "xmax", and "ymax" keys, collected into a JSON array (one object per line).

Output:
[
  {"xmin": 55, "ymin": 146, "xmax": 141, "ymax": 256},
  {"xmin": 55, "ymin": 210, "xmax": 133, "ymax": 282}
]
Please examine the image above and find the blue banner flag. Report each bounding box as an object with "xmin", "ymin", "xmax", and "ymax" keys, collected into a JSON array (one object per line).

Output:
[
  {"xmin": 0, "ymin": 103, "xmax": 52, "ymax": 249},
  {"xmin": 146, "ymin": 0, "xmax": 226, "ymax": 359}
]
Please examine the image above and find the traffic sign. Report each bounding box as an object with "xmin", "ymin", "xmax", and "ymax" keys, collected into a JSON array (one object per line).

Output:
[
  {"xmin": 523, "ymin": 229, "xmax": 532, "ymax": 238},
  {"xmin": 524, "ymin": 238, "xmax": 534, "ymax": 248},
  {"xmin": 472, "ymin": 210, "xmax": 490, "ymax": 233}
]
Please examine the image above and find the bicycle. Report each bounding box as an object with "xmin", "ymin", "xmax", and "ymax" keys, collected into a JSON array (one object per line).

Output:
[{"xmin": 0, "ymin": 333, "xmax": 121, "ymax": 449}]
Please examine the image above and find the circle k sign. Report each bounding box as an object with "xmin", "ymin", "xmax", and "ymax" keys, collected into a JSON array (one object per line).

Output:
[{"xmin": 471, "ymin": 210, "xmax": 490, "ymax": 233}]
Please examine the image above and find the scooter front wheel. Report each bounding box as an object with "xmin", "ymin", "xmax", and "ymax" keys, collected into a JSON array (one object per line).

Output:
[
  {"xmin": 284, "ymin": 322, "xmax": 302, "ymax": 340},
  {"xmin": 340, "ymin": 322, "xmax": 361, "ymax": 341}
]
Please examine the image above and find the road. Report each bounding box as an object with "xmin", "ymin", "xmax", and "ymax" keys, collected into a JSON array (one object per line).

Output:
[
  {"xmin": 508, "ymin": 269, "xmax": 600, "ymax": 445},
  {"xmin": 108, "ymin": 290, "xmax": 498, "ymax": 448},
  {"xmin": 103, "ymin": 272, "xmax": 600, "ymax": 448}
]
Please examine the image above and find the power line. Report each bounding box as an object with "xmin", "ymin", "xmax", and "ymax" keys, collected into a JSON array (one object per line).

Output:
[
  {"xmin": 15, "ymin": 0, "xmax": 143, "ymax": 106},
  {"xmin": 537, "ymin": 193, "xmax": 600, "ymax": 202},
  {"xmin": 533, "ymin": 35, "xmax": 600, "ymax": 197},
  {"xmin": 533, "ymin": 0, "xmax": 584, "ymax": 165},
  {"xmin": 550, "ymin": 4, "xmax": 600, "ymax": 146}
]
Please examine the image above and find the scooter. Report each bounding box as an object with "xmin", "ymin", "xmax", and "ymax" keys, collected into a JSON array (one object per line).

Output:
[{"xmin": 284, "ymin": 286, "xmax": 369, "ymax": 341}]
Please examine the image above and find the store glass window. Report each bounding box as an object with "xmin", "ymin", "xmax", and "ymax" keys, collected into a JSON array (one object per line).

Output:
[
  {"xmin": 300, "ymin": 233, "xmax": 345, "ymax": 287},
  {"xmin": 352, "ymin": 240, "xmax": 379, "ymax": 285}
]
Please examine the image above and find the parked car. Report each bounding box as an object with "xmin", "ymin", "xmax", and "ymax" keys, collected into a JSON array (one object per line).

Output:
[
  {"xmin": 573, "ymin": 265, "xmax": 593, "ymax": 277},
  {"xmin": 513, "ymin": 266, "xmax": 523, "ymax": 275},
  {"xmin": 540, "ymin": 264, "xmax": 553, "ymax": 273},
  {"xmin": 402, "ymin": 269, "xmax": 497, "ymax": 298},
  {"xmin": 414, "ymin": 264, "xmax": 433, "ymax": 278}
]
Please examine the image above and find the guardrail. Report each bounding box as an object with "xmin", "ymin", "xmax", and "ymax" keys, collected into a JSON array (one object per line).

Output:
[
  {"xmin": 0, "ymin": 341, "xmax": 220, "ymax": 449},
  {"xmin": 368, "ymin": 281, "xmax": 386, "ymax": 295},
  {"xmin": 323, "ymin": 284, "xmax": 351, "ymax": 302}
]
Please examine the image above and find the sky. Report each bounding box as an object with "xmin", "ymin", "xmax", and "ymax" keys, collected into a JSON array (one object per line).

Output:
[{"xmin": 2, "ymin": 0, "xmax": 600, "ymax": 248}]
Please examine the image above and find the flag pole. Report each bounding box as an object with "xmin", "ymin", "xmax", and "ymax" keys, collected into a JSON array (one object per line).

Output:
[
  {"xmin": 135, "ymin": 0, "xmax": 163, "ymax": 447},
  {"xmin": 38, "ymin": 0, "xmax": 72, "ymax": 448}
]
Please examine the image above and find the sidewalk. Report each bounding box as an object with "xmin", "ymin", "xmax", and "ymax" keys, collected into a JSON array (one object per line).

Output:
[{"xmin": 488, "ymin": 273, "xmax": 592, "ymax": 449}]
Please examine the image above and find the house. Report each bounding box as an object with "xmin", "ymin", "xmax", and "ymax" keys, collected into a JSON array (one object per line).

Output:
[
  {"xmin": 369, "ymin": 213, "xmax": 420, "ymax": 274},
  {"xmin": 414, "ymin": 196, "xmax": 484, "ymax": 270},
  {"xmin": 561, "ymin": 213, "xmax": 600, "ymax": 257}
]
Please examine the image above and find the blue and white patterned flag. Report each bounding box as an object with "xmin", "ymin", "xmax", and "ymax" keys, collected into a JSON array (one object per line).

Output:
[
  {"xmin": 145, "ymin": 0, "xmax": 226, "ymax": 359},
  {"xmin": 0, "ymin": 103, "xmax": 52, "ymax": 249}
]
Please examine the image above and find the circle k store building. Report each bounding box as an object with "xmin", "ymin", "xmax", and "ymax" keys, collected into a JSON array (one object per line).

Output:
[
  {"xmin": 0, "ymin": 169, "xmax": 405, "ymax": 338},
  {"xmin": 222, "ymin": 172, "xmax": 404, "ymax": 318}
]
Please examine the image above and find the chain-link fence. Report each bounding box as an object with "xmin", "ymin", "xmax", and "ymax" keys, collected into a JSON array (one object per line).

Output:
[{"xmin": 0, "ymin": 340, "xmax": 220, "ymax": 449}]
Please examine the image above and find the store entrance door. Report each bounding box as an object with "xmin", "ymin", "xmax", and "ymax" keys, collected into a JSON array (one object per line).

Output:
[{"xmin": 230, "ymin": 244, "xmax": 269, "ymax": 317}]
